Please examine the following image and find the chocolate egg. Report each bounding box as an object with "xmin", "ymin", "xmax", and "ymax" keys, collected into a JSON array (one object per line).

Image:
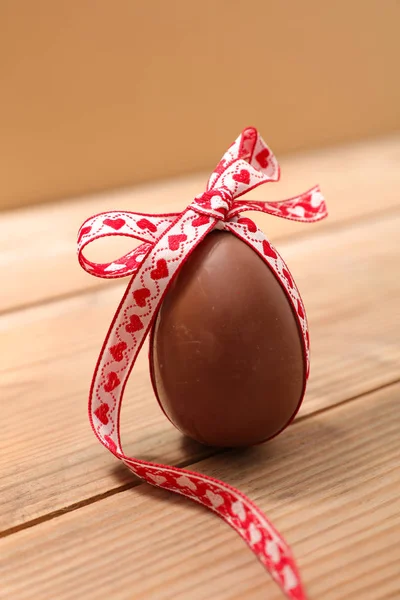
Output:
[{"xmin": 150, "ymin": 230, "xmax": 305, "ymax": 447}]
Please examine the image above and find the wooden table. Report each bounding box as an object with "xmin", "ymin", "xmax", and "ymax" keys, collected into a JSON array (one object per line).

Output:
[{"xmin": 1, "ymin": 135, "xmax": 400, "ymax": 599}]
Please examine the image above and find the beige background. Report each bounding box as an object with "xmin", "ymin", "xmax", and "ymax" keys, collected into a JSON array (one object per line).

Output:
[{"xmin": 0, "ymin": 0, "xmax": 399, "ymax": 210}]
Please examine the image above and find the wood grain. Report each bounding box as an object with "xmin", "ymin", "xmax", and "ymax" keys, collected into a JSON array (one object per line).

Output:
[
  {"xmin": 1, "ymin": 211, "xmax": 399, "ymax": 533},
  {"xmin": 1, "ymin": 134, "xmax": 399, "ymax": 313},
  {"xmin": 1, "ymin": 383, "xmax": 399, "ymax": 599}
]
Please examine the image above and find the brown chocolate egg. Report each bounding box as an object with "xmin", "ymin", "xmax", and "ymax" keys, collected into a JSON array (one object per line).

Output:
[{"xmin": 149, "ymin": 230, "xmax": 305, "ymax": 447}]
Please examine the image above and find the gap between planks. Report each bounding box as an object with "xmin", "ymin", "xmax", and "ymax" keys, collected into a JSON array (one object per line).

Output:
[{"xmin": 0, "ymin": 377, "xmax": 397, "ymax": 542}]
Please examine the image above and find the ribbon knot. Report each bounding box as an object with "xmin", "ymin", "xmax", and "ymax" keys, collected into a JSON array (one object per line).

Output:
[
  {"xmin": 191, "ymin": 187, "xmax": 234, "ymax": 221},
  {"xmin": 77, "ymin": 127, "xmax": 328, "ymax": 600}
]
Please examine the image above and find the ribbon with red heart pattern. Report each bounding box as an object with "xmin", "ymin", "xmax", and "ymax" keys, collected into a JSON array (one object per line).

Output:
[{"xmin": 77, "ymin": 127, "xmax": 327, "ymax": 599}]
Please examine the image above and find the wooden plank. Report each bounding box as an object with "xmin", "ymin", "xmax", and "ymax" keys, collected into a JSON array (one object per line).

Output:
[
  {"xmin": 1, "ymin": 384, "xmax": 399, "ymax": 599},
  {"xmin": 1, "ymin": 211, "xmax": 399, "ymax": 533},
  {"xmin": 1, "ymin": 134, "xmax": 399, "ymax": 313}
]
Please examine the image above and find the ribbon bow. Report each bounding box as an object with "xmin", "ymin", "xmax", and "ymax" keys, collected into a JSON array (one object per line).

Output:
[{"xmin": 77, "ymin": 127, "xmax": 327, "ymax": 600}]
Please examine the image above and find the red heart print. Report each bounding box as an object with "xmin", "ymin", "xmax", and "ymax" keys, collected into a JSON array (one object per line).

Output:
[
  {"xmin": 192, "ymin": 214, "xmax": 210, "ymax": 228},
  {"xmin": 233, "ymin": 169, "xmax": 250, "ymax": 185},
  {"xmin": 137, "ymin": 218, "xmax": 157, "ymax": 233},
  {"xmin": 104, "ymin": 435, "xmax": 117, "ymax": 453},
  {"xmin": 297, "ymin": 299, "xmax": 305, "ymax": 320},
  {"xmin": 151, "ymin": 259, "xmax": 169, "ymax": 280},
  {"xmin": 262, "ymin": 240, "xmax": 278, "ymax": 259},
  {"xmin": 126, "ymin": 314, "xmax": 144, "ymax": 334},
  {"xmin": 306, "ymin": 330, "xmax": 310, "ymax": 347},
  {"xmin": 94, "ymin": 403, "xmax": 110, "ymax": 425},
  {"xmin": 282, "ymin": 268, "xmax": 293, "ymax": 288},
  {"xmin": 104, "ymin": 218, "xmax": 125, "ymax": 230},
  {"xmin": 238, "ymin": 217, "xmax": 257, "ymax": 233},
  {"xmin": 299, "ymin": 194, "xmax": 312, "ymax": 208},
  {"xmin": 133, "ymin": 287, "xmax": 151, "ymax": 307},
  {"xmin": 78, "ymin": 225, "xmax": 92, "ymax": 242},
  {"xmin": 109, "ymin": 341, "xmax": 127, "ymax": 362},
  {"xmin": 104, "ymin": 371, "xmax": 121, "ymax": 392},
  {"xmin": 196, "ymin": 193, "xmax": 213, "ymax": 209},
  {"xmin": 168, "ymin": 234, "xmax": 187, "ymax": 251},
  {"xmin": 255, "ymin": 148, "xmax": 270, "ymax": 169},
  {"xmin": 215, "ymin": 205, "xmax": 228, "ymax": 216}
]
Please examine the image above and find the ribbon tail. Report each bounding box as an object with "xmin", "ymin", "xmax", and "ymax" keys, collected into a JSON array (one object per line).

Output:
[
  {"xmin": 88, "ymin": 205, "xmax": 217, "ymax": 458},
  {"xmin": 87, "ymin": 207, "xmax": 307, "ymax": 600},
  {"xmin": 229, "ymin": 186, "xmax": 327, "ymax": 223},
  {"xmin": 122, "ymin": 457, "xmax": 307, "ymax": 600}
]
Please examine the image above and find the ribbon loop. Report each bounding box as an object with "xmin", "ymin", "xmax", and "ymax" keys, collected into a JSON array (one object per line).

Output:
[
  {"xmin": 207, "ymin": 127, "xmax": 280, "ymax": 192},
  {"xmin": 77, "ymin": 211, "xmax": 179, "ymax": 278},
  {"xmin": 78, "ymin": 241, "xmax": 153, "ymax": 280},
  {"xmin": 228, "ymin": 185, "xmax": 327, "ymax": 223}
]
